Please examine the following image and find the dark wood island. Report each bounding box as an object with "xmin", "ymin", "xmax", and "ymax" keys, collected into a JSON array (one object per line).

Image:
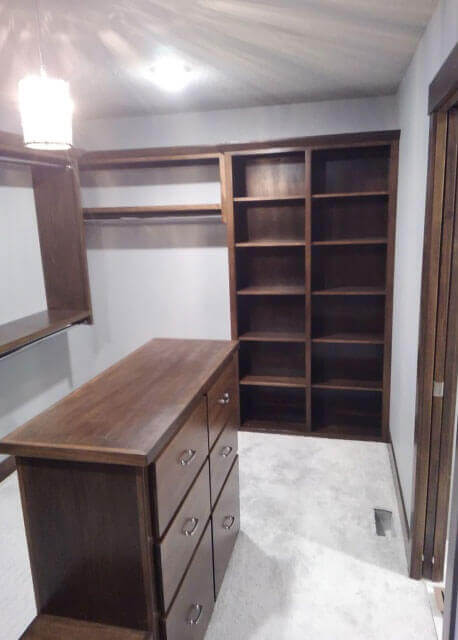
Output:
[{"xmin": 0, "ymin": 338, "xmax": 240, "ymax": 640}]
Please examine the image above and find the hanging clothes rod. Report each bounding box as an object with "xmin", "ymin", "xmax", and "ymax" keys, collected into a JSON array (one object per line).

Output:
[{"xmin": 0, "ymin": 155, "xmax": 70, "ymax": 169}]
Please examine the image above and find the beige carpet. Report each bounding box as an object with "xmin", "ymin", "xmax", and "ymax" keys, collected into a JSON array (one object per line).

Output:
[{"xmin": 0, "ymin": 433, "xmax": 437, "ymax": 640}]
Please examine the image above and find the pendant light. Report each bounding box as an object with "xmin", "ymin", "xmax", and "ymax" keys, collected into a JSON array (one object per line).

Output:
[{"xmin": 19, "ymin": 0, "xmax": 73, "ymax": 151}]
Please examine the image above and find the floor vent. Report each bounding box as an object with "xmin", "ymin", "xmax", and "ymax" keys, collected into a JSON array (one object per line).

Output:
[{"xmin": 374, "ymin": 508, "xmax": 393, "ymax": 537}]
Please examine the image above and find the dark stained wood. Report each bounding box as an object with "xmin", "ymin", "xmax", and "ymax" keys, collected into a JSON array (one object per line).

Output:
[
  {"xmin": 0, "ymin": 130, "xmax": 72, "ymax": 167},
  {"xmin": 240, "ymin": 385, "xmax": 306, "ymax": 432},
  {"xmin": 305, "ymin": 149, "xmax": 312, "ymax": 432},
  {"xmin": 312, "ymin": 388, "xmax": 382, "ymax": 438},
  {"xmin": 423, "ymin": 108, "xmax": 458, "ymax": 580},
  {"xmin": 239, "ymin": 330, "xmax": 306, "ymax": 342},
  {"xmin": 312, "ymin": 238, "xmax": 387, "ymax": 246},
  {"xmin": 32, "ymin": 163, "xmax": 92, "ymax": 316},
  {"xmin": 312, "ymin": 194, "xmax": 388, "ymax": 243},
  {"xmin": 429, "ymin": 43, "xmax": 458, "ymax": 113},
  {"xmin": 240, "ymin": 374, "xmax": 307, "ymax": 388},
  {"xmin": 312, "ymin": 244, "xmax": 387, "ymax": 292},
  {"xmin": 153, "ymin": 398, "xmax": 208, "ymax": 538},
  {"xmin": 212, "ymin": 457, "xmax": 240, "ymax": 597},
  {"xmin": 20, "ymin": 615, "xmax": 154, "ymax": 640},
  {"xmin": 0, "ymin": 455, "xmax": 16, "ymax": 482},
  {"xmin": 17, "ymin": 458, "xmax": 151, "ymax": 630},
  {"xmin": 83, "ymin": 204, "xmax": 221, "ymax": 220},
  {"xmin": 207, "ymin": 356, "xmax": 238, "ymax": 449},
  {"xmin": 312, "ymin": 191, "xmax": 389, "ymax": 199},
  {"xmin": 0, "ymin": 339, "xmax": 238, "ymax": 466},
  {"xmin": 0, "ymin": 310, "xmax": 90, "ymax": 358},
  {"xmin": 312, "ymin": 332, "xmax": 384, "ymax": 344},
  {"xmin": 209, "ymin": 419, "xmax": 238, "ymax": 507},
  {"xmin": 162, "ymin": 523, "xmax": 214, "ymax": 640},
  {"xmin": 233, "ymin": 195, "xmax": 305, "ymax": 203},
  {"xmin": 223, "ymin": 153, "xmax": 239, "ymax": 341},
  {"xmin": 410, "ymin": 112, "xmax": 449, "ymax": 579},
  {"xmin": 78, "ymin": 130, "xmax": 400, "ymax": 169},
  {"xmin": 157, "ymin": 462, "xmax": 211, "ymax": 612},
  {"xmin": 381, "ymin": 140, "xmax": 399, "ymax": 441},
  {"xmin": 312, "ymin": 286, "xmax": 386, "ymax": 295},
  {"xmin": 79, "ymin": 151, "xmax": 222, "ymax": 171},
  {"xmin": 237, "ymin": 284, "xmax": 306, "ymax": 295}
]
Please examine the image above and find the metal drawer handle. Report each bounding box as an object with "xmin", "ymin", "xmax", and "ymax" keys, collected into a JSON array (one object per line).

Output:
[
  {"xmin": 182, "ymin": 517, "xmax": 199, "ymax": 537},
  {"xmin": 223, "ymin": 515, "xmax": 235, "ymax": 530},
  {"xmin": 187, "ymin": 603, "xmax": 203, "ymax": 625},
  {"xmin": 220, "ymin": 445, "xmax": 233, "ymax": 458},
  {"xmin": 179, "ymin": 448, "xmax": 196, "ymax": 466},
  {"xmin": 217, "ymin": 392, "xmax": 230, "ymax": 405}
]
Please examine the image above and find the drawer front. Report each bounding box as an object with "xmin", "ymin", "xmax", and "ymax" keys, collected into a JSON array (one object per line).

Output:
[
  {"xmin": 159, "ymin": 461, "xmax": 211, "ymax": 612},
  {"xmin": 155, "ymin": 398, "xmax": 208, "ymax": 537},
  {"xmin": 163, "ymin": 522, "xmax": 214, "ymax": 640},
  {"xmin": 207, "ymin": 357, "xmax": 238, "ymax": 449},
  {"xmin": 212, "ymin": 457, "xmax": 240, "ymax": 597},
  {"xmin": 209, "ymin": 419, "xmax": 238, "ymax": 507}
]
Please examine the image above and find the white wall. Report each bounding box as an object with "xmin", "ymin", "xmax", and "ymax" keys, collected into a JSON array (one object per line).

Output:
[
  {"xmin": 0, "ymin": 94, "xmax": 398, "ymax": 461},
  {"xmin": 0, "ymin": 166, "xmax": 46, "ymax": 325},
  {"xmin": 390, "ymin": 0, "xmax": 458, "ymax": 525}
]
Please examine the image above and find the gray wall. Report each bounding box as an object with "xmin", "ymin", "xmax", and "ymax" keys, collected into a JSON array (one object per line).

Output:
[
  {"xmin": 0, "ymin": 95, "xmax": 397, "ymax": 461},
  {"xmin": 390, "ymin": 0, "xmax": 458, "ymax": 525}
]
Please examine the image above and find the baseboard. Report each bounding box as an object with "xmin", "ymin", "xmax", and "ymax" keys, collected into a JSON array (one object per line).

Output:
[
  {"xmin": 388, "ymin": 439, "xmax": 411, "ymax": 566},
  {"xmin": 0, "ymin": 456, "xmax": 16, "ymax": 483}
]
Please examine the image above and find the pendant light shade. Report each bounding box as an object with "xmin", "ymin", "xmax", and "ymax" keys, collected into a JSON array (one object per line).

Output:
[{"xmin": 19, "ymin": 74, "xmax": 73, "ymax": 151}]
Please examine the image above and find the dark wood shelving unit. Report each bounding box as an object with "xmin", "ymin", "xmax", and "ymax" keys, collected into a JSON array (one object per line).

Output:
[
  {"xmin": 0, "ymin": 131, "xmax": 92, "ymax": 359},
  {"xmin": 225, "ymin": 133, "xmax": 399, "ymax": 442},
  {"xmin": 78, "ymin": 149, "xmax": 226, "ymax": 222}
]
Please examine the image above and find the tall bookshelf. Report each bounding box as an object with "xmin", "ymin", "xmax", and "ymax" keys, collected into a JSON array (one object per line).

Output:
[{"xmin": 224, "ymin": 134, "xmax": 399, "ymax": 442}]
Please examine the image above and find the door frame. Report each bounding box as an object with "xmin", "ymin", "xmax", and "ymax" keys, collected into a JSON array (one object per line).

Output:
[{"xmin": 410, "ymin": 43, "xmax": 458, "ymax": 580}]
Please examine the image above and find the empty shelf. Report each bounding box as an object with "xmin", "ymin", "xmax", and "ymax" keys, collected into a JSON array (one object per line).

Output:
[
  {"xmin": 240, "ymin": 419, "xmax": 306, "ymax": 435},
  {"xmin": 237, "ymin": 285, "xmax": 306, "ymax": 296},
  {"xmin": 236, "ymin": 240, "xmax": 305, "ymax": 247},
  {"xmin": 0, "ymin": 310, "xmax": 90, "ymax": 358},
  {"xmin": 312, "ymin": 287, "xmax": 386, "ymax": 296},
  {"xmin": 312, "ymin": 332, "xmax": 384, "ymax": 344},
  {"xmin": 239, "ymin": 331, "xmax": 306, "ymax": 343},
  {"xmin": 311, "ymin": 423, "xmax": 381, "ymax": 441},
  {"xmin": 312, "ymin": 237, "xmax": 387, "ymax": 246},
  {"xmin": 233, "ymin": 195, "xmax": 306, "ymax": 203},
  {"xmin": 240, "ymin": 375, "xmax": 307, "ymax": 388},
  {"xmin": 312, "ymin": 378, "xmax": 383, "ymax": 392},
  {"xmin": 312, "ymin": 191, "xmax": 389, "ymax": 199}
]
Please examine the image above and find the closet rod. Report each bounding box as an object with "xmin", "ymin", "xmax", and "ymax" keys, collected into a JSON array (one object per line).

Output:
[{"xmin": 0, "ymin": 155, "xmax": 70, "ymax": 169}]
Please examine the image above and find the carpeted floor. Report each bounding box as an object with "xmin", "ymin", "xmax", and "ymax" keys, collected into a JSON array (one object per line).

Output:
[{"xmin": 0, "ymin": 432, "xmax": 437, "ymax": 640}]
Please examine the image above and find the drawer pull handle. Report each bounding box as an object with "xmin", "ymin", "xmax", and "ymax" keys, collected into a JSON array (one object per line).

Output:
[
  {"xmin": 182, "ymin": 517, "xmax": 199, "ymax": 537},
  {"xmin": 220, "ymin": 445, "xmax": 233, "ymax": 458},
  {"xmin": 223, "ymin": 515, "xmax": 235, "ymax": 530},
  {"xmin": 187, "ymin": 603, "xmax": 203, "ymax": 625},
  {"xmin": 217, "ymin": 392, "xmax": 230, "ymax": 405},
  {"xmin": 179, "ymin": 449, "xmax": 196, "ymax": 466}
]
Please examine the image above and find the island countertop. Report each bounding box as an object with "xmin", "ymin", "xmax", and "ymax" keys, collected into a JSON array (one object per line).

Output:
[{"xmin": 0, "ymin": 338, "xmax": 238, "ymax": 467}]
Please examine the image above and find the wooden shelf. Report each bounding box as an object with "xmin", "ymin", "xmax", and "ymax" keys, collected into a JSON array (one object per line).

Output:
[
  {"xmin": 237, "ymin": 285, "xmax": 305, "ymax": 296},
  {"xmin": 233, "ymin": 195, "xmax": 305, "ymax": 204},
  {"xmin": 239, "ymin": 331, "xmax": 306, "ymax": 343},
  {"xmin": 0, "ymin": 310, "xmax": 90, "ymax": 358},
  {"xmin": 311, "ymin": 423, "xmax": 382, "ymax": 441},
  {"xmin": 312, "ymin": 191, "xmax": 389, "ymax": 199},
  {"xmin": 240, "ymin": 419, "xmax": 306, "ymax": 435},
  {"xmin": 79, "ymin": 151, "xmax": 221, "ymax": 170},
  {"xmin": 312, "ymin": 286, "xmax": 386, "ymax": 296},
  {"xmin": 312, "ymin": 332, "xmax": 384, "ymax": 344},
  {"xmin": 83, "ymin": 204, "xmax": 221, "ymax": 219},
  {"xmin": 312, "ymin": 378, "xmax": 383, "ymax": 392},
  {"xmin": 236, "ymin": 240, "xmax": 305, "ymax": 248},
  {"xmin": 240, "ymin": 375, "xmax": 307, "ymax": 388},
  {"xmin": 312, "ymin": 237, "xmax": 387, "ymax": 246}
]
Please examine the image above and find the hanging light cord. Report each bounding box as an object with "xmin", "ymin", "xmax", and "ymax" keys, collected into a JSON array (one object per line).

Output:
[{"xmin": 34, "ymin": 0, "xmax": 45, "ymax": 75}]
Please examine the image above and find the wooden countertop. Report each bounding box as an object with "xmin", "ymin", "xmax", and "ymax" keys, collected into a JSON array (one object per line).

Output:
[{"xmin": 0, "ymin": 338, "xmax": 238, "ymax": 467}]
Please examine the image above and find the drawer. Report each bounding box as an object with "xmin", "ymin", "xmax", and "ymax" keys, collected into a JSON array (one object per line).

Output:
[
  {"xmin": 207, "ymin": 356, "xmax": 238, "ymax": 449},
  {"xmin": 212, "ymin": 457, "xmax": 240, "ymax": 597},
  {"xmin": 209, "ymin": 419, "xmax": 238, "ymax": 507},
  {"xmin": 163, "ymin": 522, "xmax": 214, "ymax": 640},
  {"xmin": 158, "ymin": 461, "xmax": 211, "ymax": 612},
  {"xmin": 154, "ymin": 398, "xmax": 208, "ymax": 537}
]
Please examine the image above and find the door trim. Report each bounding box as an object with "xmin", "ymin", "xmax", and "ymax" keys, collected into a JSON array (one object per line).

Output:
[{"xmin": 410, "ymin": 43, "xmax": 458, "ymax": 580}]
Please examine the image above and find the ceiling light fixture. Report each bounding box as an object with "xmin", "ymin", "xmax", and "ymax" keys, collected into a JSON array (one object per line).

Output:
[
  {"xmin": 19, "ymin": 0, "xmax": 73, "ymax": 151},
  {"xmin": 149, "ymin": 56, "xmax": 193, "ymax": 93}
]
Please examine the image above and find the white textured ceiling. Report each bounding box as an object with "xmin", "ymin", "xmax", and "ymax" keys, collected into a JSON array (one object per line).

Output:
[{"xmin": 0, "ymin": 0, "xmax": 438, "ymax": 120}]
